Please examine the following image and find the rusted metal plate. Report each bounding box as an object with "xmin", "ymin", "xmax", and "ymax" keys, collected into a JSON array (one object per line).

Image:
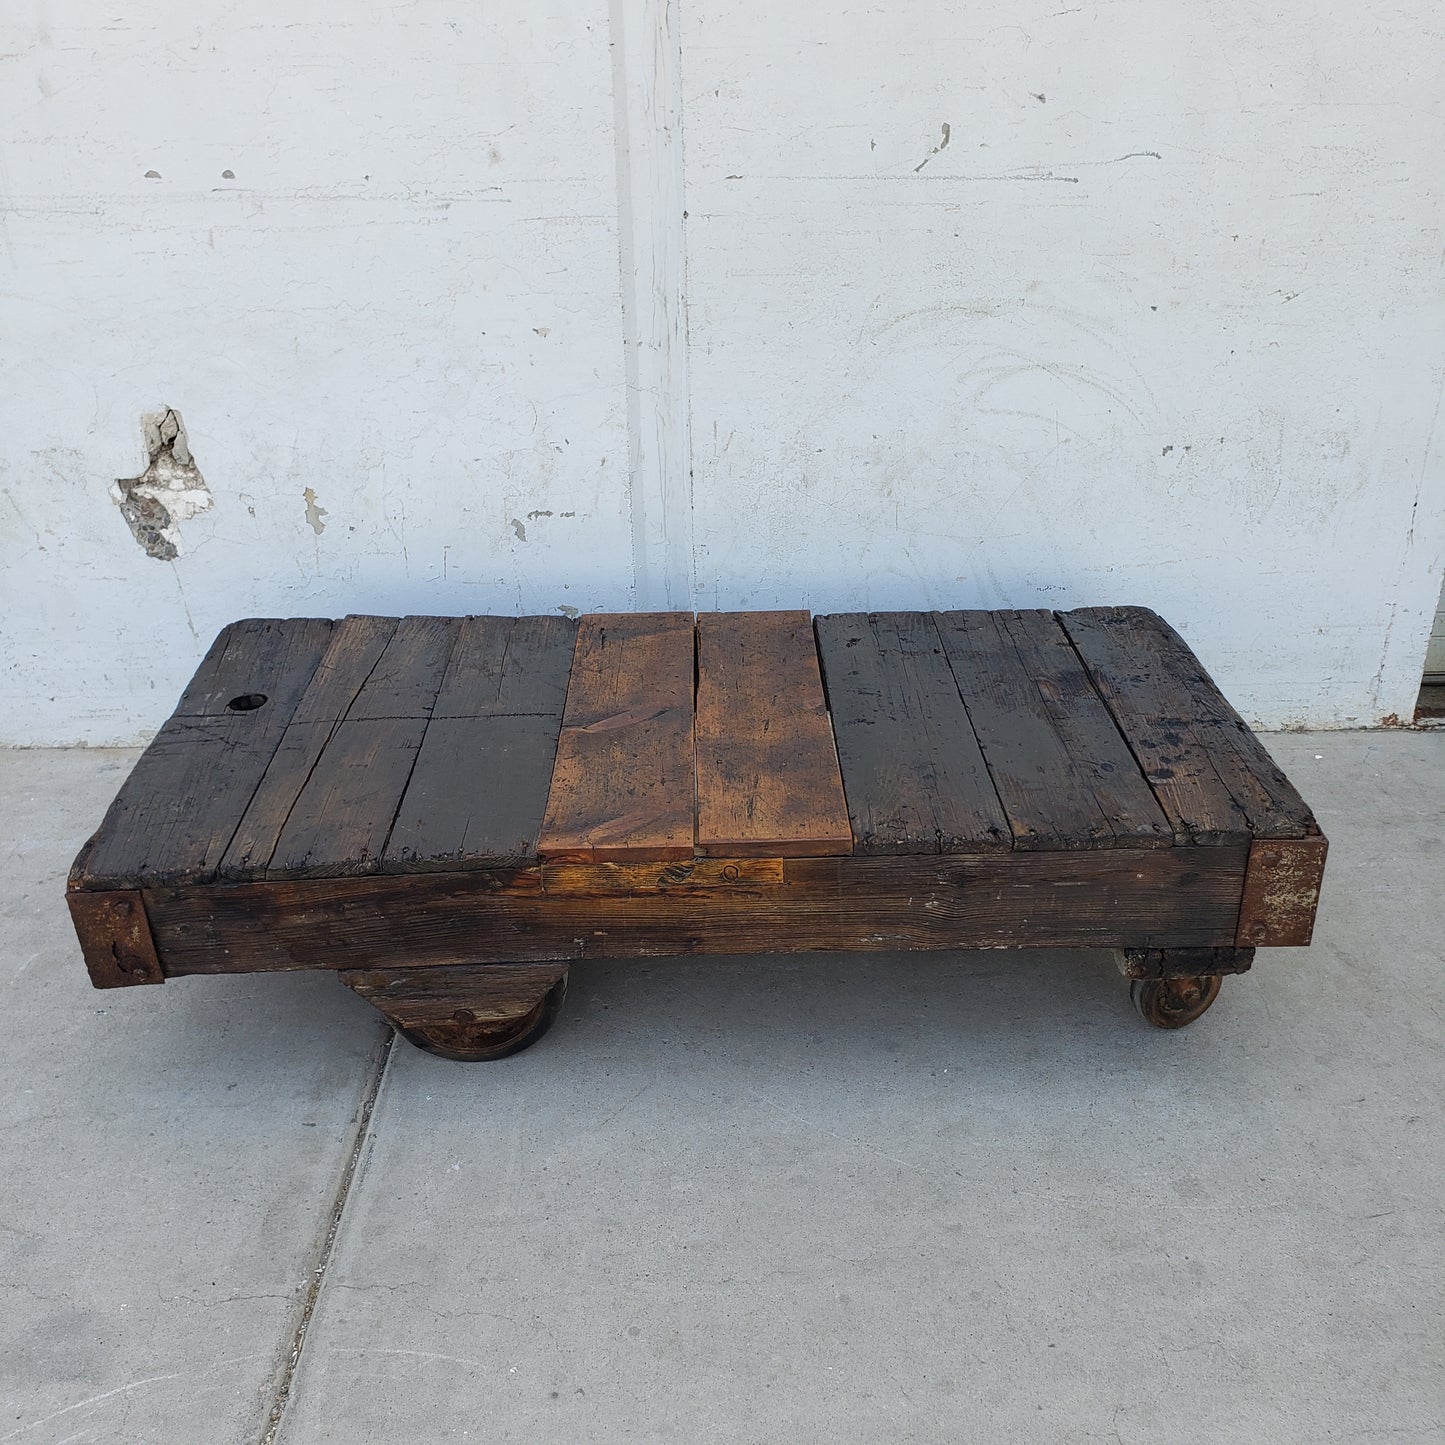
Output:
[
  {"xmin": 66, "ymin": 888, "xmax": 165, "ymax": 988},
  {"xmin": 1236, "ymin": 834, "xmax": 1329, "ymax": 947}
]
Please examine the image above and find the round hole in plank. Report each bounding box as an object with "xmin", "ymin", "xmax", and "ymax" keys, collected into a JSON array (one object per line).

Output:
[{"xmin": 226, "ymin": 693, "xmax": 268, "ymax": 712}]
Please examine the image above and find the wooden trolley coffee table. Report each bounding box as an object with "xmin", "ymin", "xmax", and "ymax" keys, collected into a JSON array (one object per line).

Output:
[{"xmin": 67, "ymin": 607, "xmax": 1327, "ymax": 1059}]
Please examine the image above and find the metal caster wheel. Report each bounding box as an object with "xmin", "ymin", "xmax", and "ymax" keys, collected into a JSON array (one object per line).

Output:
[{"xmin": 1129, "ymin": 973, "xmax": 1221, "ymax": 1029}]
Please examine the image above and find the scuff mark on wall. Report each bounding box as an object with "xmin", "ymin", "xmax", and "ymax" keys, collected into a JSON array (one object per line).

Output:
[
  {"xmin": 913, "ymin": 122, "xmax": 951, "ymax": 173},
  {"xmin": 110, "ymin": 409, "xmax": 212, "ymax": 560},
  {"xmin": 303, "ymin": 486, "xmax": 328, "ymax": 535}
]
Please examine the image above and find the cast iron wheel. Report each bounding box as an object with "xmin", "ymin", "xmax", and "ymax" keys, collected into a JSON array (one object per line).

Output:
[
  {"xmin": 398, "ymin": 976, "xmax": 569, "ymax": 1061},
  {"xmin": 1129, "ymin": 973, "xmax": 1221, "ymax": 1030}
]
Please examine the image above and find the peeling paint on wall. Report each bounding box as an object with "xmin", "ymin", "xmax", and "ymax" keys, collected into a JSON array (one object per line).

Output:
[
  {"xmin": 303, "ymin": 486, "xmax": 328, "ymax": 535},
  {"xmin": 110, "ymin": 409, "xmax": 213, "ymax": 560}
]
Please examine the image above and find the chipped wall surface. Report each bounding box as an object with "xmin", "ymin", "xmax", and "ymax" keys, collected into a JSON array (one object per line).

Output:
[{"xmin": 2, "ymin": 1, "xmax": 1444, "ymax": 744}]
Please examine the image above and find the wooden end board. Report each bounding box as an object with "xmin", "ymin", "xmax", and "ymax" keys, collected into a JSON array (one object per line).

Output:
[
  {"xmin": 538, "ymin": 613, "xmax": 696, "ymax": 862},
  {"xmin": 695, "ymin": 610, "xmax": 851, "ymax": 856},
  {"xmin": 1061, "ymin": 607, "xmax": 1317, "ymax": 846}
]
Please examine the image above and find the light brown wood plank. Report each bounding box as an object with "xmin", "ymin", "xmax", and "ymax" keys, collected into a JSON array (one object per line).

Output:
[
  {"xmin": 538, "ymin": 613, "xmax": 696, "ymax": 862},
  {"xmin": 695, "ymin": 610, "xmax": 851, "ymax": 857}
]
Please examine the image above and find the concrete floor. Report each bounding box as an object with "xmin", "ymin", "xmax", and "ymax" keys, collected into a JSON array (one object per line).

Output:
[{"xmin": 1, "ymin": 733, "xmax": 1441, "ymax": 1444}]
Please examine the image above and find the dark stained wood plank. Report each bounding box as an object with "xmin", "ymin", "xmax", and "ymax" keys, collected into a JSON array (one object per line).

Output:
[
  {"xmin": 219, "ymin": 721, "xmax": 337, "ymax": 881},
  {"xmin": 431, "ymin": 614, "xmax": 576, "ymax": 718},
  {"xmin": 383, "ymin": 715, "xmax": 566, "ymax": 871},
  {"xmin": 538, "ymin": 613, "xmax": 696, "ymax": 862},
  {"xmin": 814, "ymin": 612, "xmax": 1010, "ymax": 855},
  {"xmin": 346, "ymin": 615, "xmax": 460, "ymax": 720},
  {"xmin": 1061, "ymin": 607, "xmax": 1317, "ymax": 844},
  {"xmin": 266, "ymin": 717, "xmax": 427, "ymax": 878},
  {"xmin": 145, "ymin": 844, "xmax": 1251, "ymax": 977},
  {"xmin": 381, "ymin": 615, "xmax": 577, "ymax": 871},
  {"xmin": 75, "ymin": 711, "xmax": 293, "ymax": 888},
  {"xmin": 290, "ymin": 615, "xmax": 400, "ymax": 725},
  {"xmin": 1236, "ymin": 835, "xmax": 1328, "ymax": 946},
  {"xmin": 173, "ymin": 617, "xmax": 333, "ymax": 717},
  {"xmin": 220, "ymin": 617, "xmax": 405, "ymax": 880},
  {"xmin": 934, "ymin": 609, "xmax": 1172, "ymax": 850},
  {"xmin": 694, "ymin": 610, "xmax": 851, "ymax": 857},
  {"xmin": 222, "ymin": 615, "xmax": 468, "ymax": 879},
  {"xmin": 261, "ymin": 618, "xmax": 462, "ymax": 878}
]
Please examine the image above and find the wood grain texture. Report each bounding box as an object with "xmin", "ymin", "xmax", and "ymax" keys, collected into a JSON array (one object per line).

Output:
[
  {"xmin": 381, "ymin": 615, "xmax": 576, "ymax": 871},
  {"xmin": 345, "ymin": 615, "xmax": 460, "ymax": 720},
  {"xmin": 145, "ymin": 844, "xmax": 1250, "ymax": 977},
  {"xmin": 935, "ymin": 609, "xmax": 1171, "ymax": 850},
  {"xmin": 1236, "ymin": 835, "xmax": 1329, "ymax": 946},
  {"xmin": 541, "ymin": 857, "xmax": 783, "ymax": 895},
  {"xmin": 383, "ymin": 715, "xmax": 565, "ymax": 871},
  {"xmin": 538, "ymin": 612, "xmax": 696, "ymax": 861},
  {"xmin": 173, "ymin": 617, "xmax": 332, "ymax": 716},
  {"xmin": 221, "ymin": 617, "xmax": 419, "ymax": 880},
  {"xmin": 695, "ymin": 610, "xmax": 851, "ymax": 856},
  {"xmin": 1061, "ymin": 607, "xmax": 1318, "ymax": 845},
  {"xmin": 74, "ymin": 618, "xmax": 336, "ymax": 889},
  {"xmin": 76, "ymin": 712, "xmax": 294, "ymax": 888},
  {"xmin": 815, "ymin": 612, "xmax": 1009, "ymax": 855},
  {"xmin": 290, "ymin": 615, "xmax": 400, "ymax": 724},
  {"xmin": 339, "ymin": 963, "xmax": 569, "ymax": 1027},
  {"xmin": 66, "ymin": 889, "xmax": 164, "ymax": 987},
  {"xmin": 267, "ymin": 717, "xmax": 427, "ymax": 878},
  {"xmin": 223, "ymin": 616, "xmax": 464, "ymax": 879},
  {"xmin": 431, "ymin": 614, "xmax": 576, "ymax": 718}
]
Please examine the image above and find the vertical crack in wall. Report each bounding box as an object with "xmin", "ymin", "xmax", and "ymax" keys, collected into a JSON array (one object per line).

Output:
[
  {"xmin": 111, "ymin": 408, "xmax": 213, "ymax": 560},
  {"xmin": 610, "ymin": 0, "xmax": 695, "ymax": 610}
]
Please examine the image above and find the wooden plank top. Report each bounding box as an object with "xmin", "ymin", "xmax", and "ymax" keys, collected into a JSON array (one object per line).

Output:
[
  {"xmin": 815, "ymin": 611, "xmax": 1011, "ymax": 854},
  {"xmin": 538, "ymin": 612, "xmax": 696, "ymax": 862},
  {"xmin": 1060, "ymin": 607, "xmax": 1317, "ymax": 844},
  {"xmin": 934, "ymin": 609, "xmax": 1173, "ymax": 850},
  {"xmin": 71, "ymin": 605, "xmax": 1325, "ymax": 894},
  {"xmin": 695, "ymin": 610, "xmax": 851, "ymax": 856}
]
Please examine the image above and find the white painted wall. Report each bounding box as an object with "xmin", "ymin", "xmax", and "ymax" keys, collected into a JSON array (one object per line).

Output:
[{"xmin": 3, "ymin": 1, "xmax": 1443, "ymax": 744}]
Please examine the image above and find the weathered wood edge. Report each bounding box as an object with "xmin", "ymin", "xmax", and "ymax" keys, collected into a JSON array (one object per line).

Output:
[
  {"xmin": 1235, "ymin": 834, "xmax": 1328, "ymax": 947},
  {"xmin": 339, "ymin": 963, "xmax": 569, "ymax": 1027},
  {"xmin": 140, "ymin": 845, "xmax": 1252, "ymax": 977},
  {"xmin": 1114, "ymin": 946, "xmax": 1255, "ymax": 980},
  {"xmin": 66, "ymin": 887, "xmax": 165, "ymax": 988}
]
